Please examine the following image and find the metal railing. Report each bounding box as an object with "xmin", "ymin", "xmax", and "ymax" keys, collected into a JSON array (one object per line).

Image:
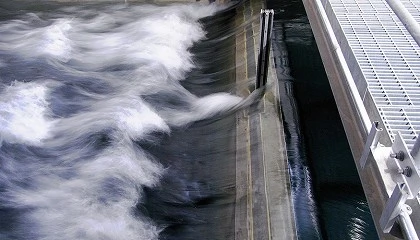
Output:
[{"xmin": 309, "ymin": 0, "xmax": 420, "ymax": 239}]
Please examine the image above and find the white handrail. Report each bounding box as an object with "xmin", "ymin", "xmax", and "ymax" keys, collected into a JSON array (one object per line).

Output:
[
  {"xmin": 400, "ymin": 208, "xmax": 419, "ymax": 240},
  {"xmin": 313, "ymin": 0, "xmax": 372, "ymax": 134},
  {"xmin": 385, "ymin": 0, "xmax": 420, "ymax": 47}
]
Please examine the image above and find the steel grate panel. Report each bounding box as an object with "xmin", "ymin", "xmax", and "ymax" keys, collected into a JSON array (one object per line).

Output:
[{"xmin": 327, "ymin": 0, "xmax": 420, "ymax": 149}]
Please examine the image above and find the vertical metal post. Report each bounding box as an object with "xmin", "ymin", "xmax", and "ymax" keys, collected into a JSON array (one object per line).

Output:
[
  {"xmin": 360, "ymin": 121, "xmax": 382, "ymax": 169},
  {"xmin": 256, "ymin": 9, "xmax": 274, "ymax": 89},
  {"xmin": 410, "ymin": 134, "xmax": 420, "ymax": 160}
]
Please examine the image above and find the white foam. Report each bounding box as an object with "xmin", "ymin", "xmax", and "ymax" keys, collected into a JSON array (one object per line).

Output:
[
  {"xmin": 0, "ymin": 81, "xmax": 56, "ymax": 145},
  {"xmin": 0, "ymin": 3, "xmax": 247, "ymax": 240},
  {"xmin": 10, "ymin": 142, "xmax": 163, "ymax": 240},
  {"xmin": 48, "ymin": 96, "xmax": 170, "ymax": 145},
  {"xmin": 43, "ymin": 20, "xmax": 72, "ymax": 62},
  {"xmin": 164, "ymin": 93, "xmax": 244, "ymax": 126},
  {"xmin": 114, "ymin": 101, "xmax": 170, "ymax": 140}
]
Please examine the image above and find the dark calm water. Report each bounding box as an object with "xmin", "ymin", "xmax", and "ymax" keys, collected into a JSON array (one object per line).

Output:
[{"xmin": 268, "ymin": 0, "xmax": 380, "ymax": 239}]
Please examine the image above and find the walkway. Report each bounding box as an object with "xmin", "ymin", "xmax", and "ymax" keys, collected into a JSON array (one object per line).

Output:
[{"xmin": 303, "ymin": 0, "xmax": 420, "ymax": 239}]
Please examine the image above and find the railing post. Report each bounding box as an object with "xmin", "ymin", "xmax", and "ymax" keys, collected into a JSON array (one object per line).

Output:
[
  {"xmin": 256, "ymin": 9, "xmax": 274, "ymax": 89},
  {"xmin": 359, "ymin": 121, "xmax": 382, "ymax": 169}
]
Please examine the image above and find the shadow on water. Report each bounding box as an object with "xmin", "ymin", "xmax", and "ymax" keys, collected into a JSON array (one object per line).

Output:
[{"xmin": 268, "ymin": 0, "xmax": 379, "ymax": 239}]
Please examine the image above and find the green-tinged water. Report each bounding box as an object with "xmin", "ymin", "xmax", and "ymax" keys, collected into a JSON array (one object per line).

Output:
[{"xmin": 268, "ymin": 0, "xmax": 380, "ymax": 239}]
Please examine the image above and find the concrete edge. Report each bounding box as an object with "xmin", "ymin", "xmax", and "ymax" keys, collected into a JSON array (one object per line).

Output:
[{"xmin": 235, "ymin": 0, "xmax": 297, "ymax": 239}]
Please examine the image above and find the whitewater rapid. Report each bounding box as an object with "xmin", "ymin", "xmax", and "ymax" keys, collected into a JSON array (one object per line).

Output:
[{"xmin": 0, "ymin": 3, "xmax": 250, "ymax": 239}]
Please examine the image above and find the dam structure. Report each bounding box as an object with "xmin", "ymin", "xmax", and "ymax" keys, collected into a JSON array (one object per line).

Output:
[
  {"xmin": 0, "ymin": 1, "xmax": 296, "ymax": 240},
  {"xmin": 1, "ymin": 0, "xmax": 419, "ymax": 239},
  {"xmin": 303, "ymin": 0, "xmax": 420, "ymax": 239}
]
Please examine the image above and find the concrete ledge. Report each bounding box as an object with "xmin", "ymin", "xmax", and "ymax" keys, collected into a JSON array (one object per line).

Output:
[{"xmin": 235, "ymin": 0, "xmax": 297, "ymax": 239}]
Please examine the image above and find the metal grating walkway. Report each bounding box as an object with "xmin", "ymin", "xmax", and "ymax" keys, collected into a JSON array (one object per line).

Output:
[{"xmin": 324, "ymin": 0, "xmax": 420, "ymax": 149}]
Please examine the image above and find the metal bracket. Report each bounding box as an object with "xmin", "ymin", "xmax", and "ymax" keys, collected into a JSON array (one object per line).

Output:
[
  {"xmin": 380, "ymin": 183, "xmax": 410, "ymax": 233},
  {"xmin": 390, "ymin": 132, "xmax": 420, "ymax": 198},
  {"xmin": 380, "ymin": 132, "xmax": 420, "ymax": 239},
  {"xmin": 360, "ymin": 121, "xmax": 382, "ymax": 169},
  {"xmin": 256, "ymin": 9, "xmax": 274, "ymax": 89}
]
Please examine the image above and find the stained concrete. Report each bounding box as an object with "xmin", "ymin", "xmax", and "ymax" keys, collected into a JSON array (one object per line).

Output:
[{"xmin": 234, "ymin": 0, "xmax": 297, "ymax": 239}]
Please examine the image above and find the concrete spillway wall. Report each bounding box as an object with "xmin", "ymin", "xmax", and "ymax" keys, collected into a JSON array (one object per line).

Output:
[{"xmin": 233, "ymin": 0, "xmax": 297, "ymax": 239}]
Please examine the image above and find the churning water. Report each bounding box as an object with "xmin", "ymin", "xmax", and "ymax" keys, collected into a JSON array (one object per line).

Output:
[{"xmin": 0, "ymin": 2, "xmax": 257, "ymax": 239}]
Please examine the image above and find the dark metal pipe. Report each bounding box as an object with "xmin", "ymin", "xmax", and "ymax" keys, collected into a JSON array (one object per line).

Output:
[{"xmin": 256, "ymin": 9, "xmax": 274, "ymax": 89}]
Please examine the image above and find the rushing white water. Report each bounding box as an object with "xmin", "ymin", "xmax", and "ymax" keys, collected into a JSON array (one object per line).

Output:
[
  {"xmin": 0, "ymin": 3, "xmax": 248, "ymax": 239},
  {"xmin": 0, "ymin": 81, "xmax": 57, "ymax": 145}
]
